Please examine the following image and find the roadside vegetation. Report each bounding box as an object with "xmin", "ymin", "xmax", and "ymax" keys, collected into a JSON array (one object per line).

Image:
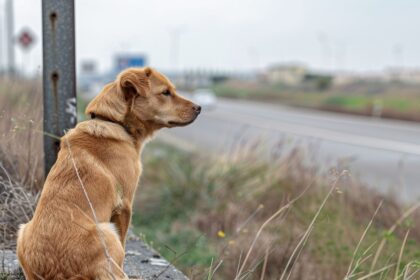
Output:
[
  {"xmin": 1, "ymin": 79, "xmax": 419, "ymax": 279},
  {"xmin": 0, "ymin": 78, "xmax": 43, "ymax": 185},
  {"xmin": 0, "ymin": 78, "xmax": 42, "ymax": 249},
  {"xmin": 135, "ymin": 142, "xmax": 420, "ymax": 279},
  {"xmin": 213, "ymin": 80, "xmax": 420, "ymax": 122}
]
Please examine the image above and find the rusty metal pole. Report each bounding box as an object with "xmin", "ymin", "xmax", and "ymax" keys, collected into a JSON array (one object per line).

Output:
[{"xmin": 42, "ymin": 0, "xmax": 77, "ymax": 177}]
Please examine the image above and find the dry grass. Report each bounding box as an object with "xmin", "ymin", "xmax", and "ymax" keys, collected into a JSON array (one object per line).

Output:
[
  {"xmin": 0, "ymin": 165, "xmax": 37, "ymax": 249},
  {"xmin": 0, "ymin": 78, "xmax": 42, "ymax": 250},
  {"xmin": 135, "ymin": 142, "xmax": 420, "ymax": 280},
  {"xmin": 0, "ymin": 77, "xmax": 43, "ymax": 186}
]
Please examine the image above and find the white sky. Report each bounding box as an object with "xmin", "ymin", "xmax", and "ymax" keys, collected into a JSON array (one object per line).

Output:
[{"xmin": 2, "ymin": 0, "xmax": 420, "ymax": 74}]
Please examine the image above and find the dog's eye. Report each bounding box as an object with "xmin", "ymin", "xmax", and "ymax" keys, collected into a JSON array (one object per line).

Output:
[{"xmin": 162, "ymin": 90, "xmax": 171, "ymax": 96}]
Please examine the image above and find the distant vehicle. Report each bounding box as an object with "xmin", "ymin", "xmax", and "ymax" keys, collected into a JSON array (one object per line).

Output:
[{"xmin": 193, "ymin": 89, "xmax": 217, "ymax": 110}]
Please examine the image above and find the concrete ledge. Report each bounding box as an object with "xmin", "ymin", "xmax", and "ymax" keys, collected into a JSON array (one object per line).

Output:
[
  {"xmin": 124, "ymin": 232, "xmax": 188, "ymax": 279},
  {"xmin": 0, "ymin": 232, "xmax": 188, "ymax": 280}
]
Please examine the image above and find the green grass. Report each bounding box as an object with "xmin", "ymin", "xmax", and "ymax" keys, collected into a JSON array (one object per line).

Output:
[
  {"xmin": 133, "ymin": 142, "xmax": 420, "ymax": 279},
  {"xmin": 324, "ymin": 95, "xmax": 371, "ymax": 109},
  {"xmin": 213, "ymin": 84, "xmax": 255, "ymax": 99},
  {"xmin": 213, "ymin": 81, "xmax": 420, "ymax": 121},
  {"xmin": 132, "ymin": 144, "xmax": 217, "ymax": 267},
  {"xmin": 383, "ymin": 98, "xmax": 411, "ymax": 111}
]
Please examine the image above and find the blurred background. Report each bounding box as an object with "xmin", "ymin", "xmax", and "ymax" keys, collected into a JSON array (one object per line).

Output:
[{"xmin": 1, "ymin": 0, "xmax": 420, "ymax": 279}]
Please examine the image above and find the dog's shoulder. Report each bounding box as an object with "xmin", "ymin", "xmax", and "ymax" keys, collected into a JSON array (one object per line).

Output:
[{"xmin": 69, "ymin": 119, "xmax": 132, "ymax": 143}]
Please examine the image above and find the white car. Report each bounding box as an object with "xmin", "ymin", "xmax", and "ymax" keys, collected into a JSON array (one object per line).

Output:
[{"xmin": 193, "ymin": 89, "xmax": 217, "ymax": 110}]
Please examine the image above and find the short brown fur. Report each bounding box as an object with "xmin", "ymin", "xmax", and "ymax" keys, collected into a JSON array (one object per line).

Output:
[{"xmin": 16, "ymin": 67, "xmax": 200, "ymax": 280}]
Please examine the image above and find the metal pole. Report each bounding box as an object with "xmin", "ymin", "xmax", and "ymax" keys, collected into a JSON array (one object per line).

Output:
[
  {"xmin": 0, "ymin": 3, "xmax": 3, "ymax": 72},
  {"xmin": 42, "ymin": 0, "xmax": 77, "ymax": 176},
  {"xmin": 5, "ymin": 0, "xmax": 15, "ymax": 75}
]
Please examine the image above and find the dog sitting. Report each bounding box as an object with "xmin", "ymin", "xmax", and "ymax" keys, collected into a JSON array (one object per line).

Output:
[{"xmin": 17, "ymin": 67, "xmax": 201, "ymax": 280}]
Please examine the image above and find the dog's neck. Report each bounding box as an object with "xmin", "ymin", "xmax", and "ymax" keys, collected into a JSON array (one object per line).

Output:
[
  {"xmin": 90, "ymin": 113, "xmax": 157, "ymax": 150},
  {"xmin": 90, "ymin": 112, "xmax": 131, "ymax": 133}
]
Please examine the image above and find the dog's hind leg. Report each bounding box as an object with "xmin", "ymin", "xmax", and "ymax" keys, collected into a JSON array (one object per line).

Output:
[
  {"xmin": 110, "ymin": 206, "xmax": 132, "ymax": 248},
  {"xmin": 93, "ymin": 223, "xmax": 127, "ymax": 280}
]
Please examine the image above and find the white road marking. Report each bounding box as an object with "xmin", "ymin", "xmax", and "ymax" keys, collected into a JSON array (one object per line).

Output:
[{"xmin": 206, "ymin": 110, "xmax": 420, "ymax": 156}]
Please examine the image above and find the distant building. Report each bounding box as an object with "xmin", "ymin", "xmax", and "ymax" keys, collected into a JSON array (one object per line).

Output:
[
  {"xmin": 165, "ymin": 69, "xmax": 237, "ymax": 90},
  {"xmin": 332, "ymin": 72, "xmax": 359, "ymax": 86},
  {"xmin": 333, "ymin": 68, "xmax": 420, "ymax": 86},
  {"xmin": 264, "ymin": 63, "xmax": 307, "ymax": 85},
  {"xmin": 80, "ymin": 61, "xmax": 97, "ymax": 74},
  {"xmin": 78, "ymin": 60, "xmax": 101, "ymax": 93},
  {"xmin": 384, "ymin": 68, "xmax": 420, "ymax": 84},
  {"xmin": 262, "ymin": 63, "xmax": 333, "ymax": 90}
]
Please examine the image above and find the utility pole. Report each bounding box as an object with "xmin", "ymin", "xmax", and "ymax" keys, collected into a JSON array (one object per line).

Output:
[
  {"xmin": 5, "ymin": 0, "xmax": 15, "ymax": 76},
  {"xmin": 169, "ymin": 27, "xmax": 186, "ymax": 71},
  {"xmin": 42, "ymin": 0, "xmax": 77, "ymax": 176},
  {"xmin": 0, "ymin": 3, "xmax": 3, "ymax": 72}
]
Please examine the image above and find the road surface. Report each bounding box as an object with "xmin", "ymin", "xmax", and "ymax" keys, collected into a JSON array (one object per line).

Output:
[{"xmin": 158, "ymin": 98, "xmax": 420, "ymax": 202}]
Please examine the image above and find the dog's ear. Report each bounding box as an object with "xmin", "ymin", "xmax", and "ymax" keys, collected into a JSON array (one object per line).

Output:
[
  {"xmin": 118, "ymin": 67, "xmax": 152, "ymax": 97},
  {"xmin": 85, "ymin": 82, "xmax": 127, "ymax": 122},
  {"xmin": 85, "ymin": 67, "xmax": 153, "ymax": 122}
]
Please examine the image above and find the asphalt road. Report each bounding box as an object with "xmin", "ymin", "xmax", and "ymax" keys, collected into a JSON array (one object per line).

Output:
[{"xmin": 158, "ymin": 98, "xmax": 420, "ymax": 202}]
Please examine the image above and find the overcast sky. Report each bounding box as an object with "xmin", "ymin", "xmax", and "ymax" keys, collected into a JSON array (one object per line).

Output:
[{"xmin": 2, "ymin": 0, "xmax": 420, "ymax": 74}]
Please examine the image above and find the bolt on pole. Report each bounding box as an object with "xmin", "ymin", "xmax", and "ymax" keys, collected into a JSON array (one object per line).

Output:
[{"xmin": 42, "ymin": 0, "xmax": 77, "ymax": 177}]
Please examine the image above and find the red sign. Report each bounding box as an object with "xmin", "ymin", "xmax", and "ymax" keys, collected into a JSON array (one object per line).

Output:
[{"xmin": 17, "ymin": 29, "xmax": 35, "ymax": 50}]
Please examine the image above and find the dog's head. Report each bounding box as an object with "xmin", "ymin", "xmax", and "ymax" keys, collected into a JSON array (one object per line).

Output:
[{"xmin": 86, "ymin": 67, "xmax": 201, "ymax": 136}]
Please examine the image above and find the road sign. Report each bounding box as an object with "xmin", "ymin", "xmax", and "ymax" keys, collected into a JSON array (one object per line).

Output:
[
  {"xmin": 115, "ymin": 54, "xmax": 146, "ymax": 72},
  {"xmin": 17, "ymin": 29, "xmax": 36, "ymax": 50}
]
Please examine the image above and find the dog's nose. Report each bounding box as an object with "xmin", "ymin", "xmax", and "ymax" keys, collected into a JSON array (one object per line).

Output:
[{"xmin": 193, "ymin": 105, "xmax": 201, "ymax": 114}]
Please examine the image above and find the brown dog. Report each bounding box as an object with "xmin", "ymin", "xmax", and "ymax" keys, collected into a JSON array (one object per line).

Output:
[{"xmin": 16, "ymin": 67, "xmax": 201, "ymax": 280}]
